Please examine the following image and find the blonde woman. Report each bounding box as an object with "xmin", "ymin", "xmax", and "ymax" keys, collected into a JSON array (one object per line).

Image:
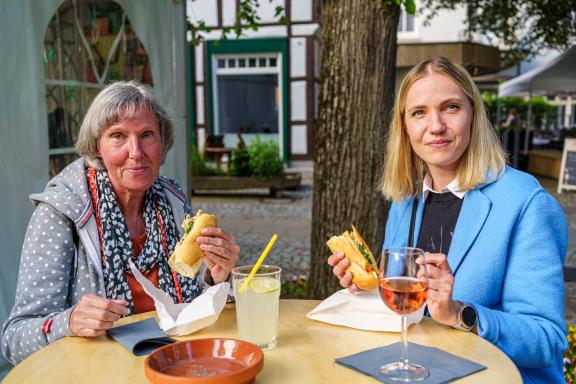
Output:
[{"xmin": 328, "ymin": 57, "xmax": 567, "ymax": 383}]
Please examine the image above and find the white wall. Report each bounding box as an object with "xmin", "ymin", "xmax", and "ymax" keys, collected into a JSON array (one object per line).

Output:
[
  {"xmin": 256, "ymin": 0, "xmax": 285, "ymax": 23},
  {"xmin": 398, "ymin": 5, "xmax": 469, "ymax": 43},
  {"xmin": 290, "ymin": 37, "xmax": 306, "ymax": 77},
  {"xmin": 291, "ymin": 0, "xmax": 313, "ymax": 22},
  {"xmin": 186, "ymin": 0, "xmax": 319, "ymax": 40},
  {"xmin": 187, "ymin": 0, "xmax": 218, "ymax": 26},
  {"xmin": 291, "ymin": 81, "xmax": 307, "ymax": 121},
  {"xmin": 187, "ymin": 0, "xmax": 287, "ymax": 26}
]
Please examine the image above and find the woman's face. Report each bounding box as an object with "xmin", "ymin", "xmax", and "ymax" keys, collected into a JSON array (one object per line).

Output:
[
  {"xmin": 97, "ymin": 107, "xmax": 163, "ymax": 196},
  {"xmin": 403, "ymin": 72, "xmax": 473, "ymax": 177}
]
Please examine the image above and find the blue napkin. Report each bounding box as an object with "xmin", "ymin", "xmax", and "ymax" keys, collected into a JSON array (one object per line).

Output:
[
  {"xmin": 336, "ymin": 342, "xmax": 486, "ymax": 384},
  {"xmin": 106, "ymin": 318, "xmax": 176, "ymax": 356}
]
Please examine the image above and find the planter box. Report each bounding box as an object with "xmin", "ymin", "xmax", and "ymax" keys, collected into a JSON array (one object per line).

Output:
[
  {"xmin": 527, "ymin": 149, "xmax": 562, "ymax": 179},
  {"xmin": 191, "ymin": 172, "xmax": 302, "ymax": 197}
]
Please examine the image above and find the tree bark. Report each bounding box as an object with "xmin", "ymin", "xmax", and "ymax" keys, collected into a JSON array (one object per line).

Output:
[{"xmin": 310, "ymin": 1, "xmax": 399, "ymax": 299}]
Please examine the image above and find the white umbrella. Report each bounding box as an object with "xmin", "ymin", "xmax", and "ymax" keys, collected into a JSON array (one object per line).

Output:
[
  {"xmin": 498, "ymin": 46, "xmax": 576, "ymax": 153},
  {"xmin": 499, "ymin": 46, "xmax": 576, "ymax": 98}
]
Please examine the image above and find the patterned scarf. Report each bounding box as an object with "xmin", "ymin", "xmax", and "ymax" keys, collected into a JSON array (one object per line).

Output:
[{"xmin": 88, "ymin": 168, "xmax": 202, "ymax": 314}]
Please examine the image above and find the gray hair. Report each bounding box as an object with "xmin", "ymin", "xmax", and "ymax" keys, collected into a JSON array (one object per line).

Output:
[{"xmin": 75, "ymin": 81, "xmax": 174, "ymax": 169}]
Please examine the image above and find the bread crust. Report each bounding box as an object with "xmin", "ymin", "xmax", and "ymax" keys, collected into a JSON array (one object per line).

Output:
[
  {"xmin": 168, "ymin": 212, "xmax": 218, "ymax": 278},
  {"xmin": 327, "ymin": 229, "xmax": 379, "ymax": 291}
]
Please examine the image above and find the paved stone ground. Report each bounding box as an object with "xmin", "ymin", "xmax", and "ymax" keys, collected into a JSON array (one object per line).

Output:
[
  {"xmin": 193, "ymin": 184, "xmax": 313, "ymax": 284},
  {"xmin": 191, "ymin": 172, "xmax": 576, "ymax": 324}
]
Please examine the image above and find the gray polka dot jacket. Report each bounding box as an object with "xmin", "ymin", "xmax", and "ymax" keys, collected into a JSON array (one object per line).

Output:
[{"xmin": 1, "ymin": 159, "xmax": 209, "ymax": 365}]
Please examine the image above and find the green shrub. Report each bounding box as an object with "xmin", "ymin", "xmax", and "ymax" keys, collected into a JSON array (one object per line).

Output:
[
  {"xmin": 230, "ymin": 147, "xmax": 251, "ymax": 176},
  {"xmin": 190, "ymin": 145, "xmax": 227, "ymax": 176},
  {"xmin": 191, "ymin": 137, "xmax": 283, "ymax": 178},
  {"xmin": 481, "ymin": 93, "xmax": 557, "ymax": 130},
  {"xmin": 247, "ymin": 137, "xmax": 284, "ymax": 179}
]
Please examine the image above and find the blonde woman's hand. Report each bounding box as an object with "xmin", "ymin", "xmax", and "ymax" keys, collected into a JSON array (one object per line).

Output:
[
  {"xmin": 327, "ymin": 252, "xmax": 359, "ymax": 293},
  {"xmin": 417, "ymin": 252, "xmax": 460, "ymax": 326}
]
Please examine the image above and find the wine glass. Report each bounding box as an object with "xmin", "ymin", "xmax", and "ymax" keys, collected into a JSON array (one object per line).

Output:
[{"xmin": 379, "ymin": 247, "xmax": 429, "ymax": 382}]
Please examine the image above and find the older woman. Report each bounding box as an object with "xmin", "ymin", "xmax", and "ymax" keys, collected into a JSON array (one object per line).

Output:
[
  {"xmin": 2, "ymin": 81, "xmax": 240, "ymax": 364},
  {"xmin": 328, "ymin": 57, "xmax": 567, "ymax": 383}
]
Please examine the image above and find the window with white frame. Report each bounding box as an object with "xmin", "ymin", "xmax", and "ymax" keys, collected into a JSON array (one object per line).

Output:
[
  {"xmin": 213, "ymin": 54, "xmax": 282, "ymax": 138},
  {"xmin": 398, "ymin": 8, "xmax": 415, "ymax": 33}
]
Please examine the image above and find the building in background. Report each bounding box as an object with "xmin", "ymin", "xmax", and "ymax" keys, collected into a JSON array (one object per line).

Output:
[
  {"xmin": 395, "ymin": 5, "xmax": 500, "ymax": 86},
  {"xmin": 188, "ymin": 0, "xmax": 321, "ymax": 163},
  {"xmin": 187, "ymin": 1, "xmax": 501, "ymax": 164}
]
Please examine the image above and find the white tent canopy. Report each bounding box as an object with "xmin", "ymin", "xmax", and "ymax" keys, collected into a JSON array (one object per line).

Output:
[
  {"xmin": 0, "ymin": 0, "xmax": 187, "ymax": 377},
  {"xmin": 499, "ymin": 46, "xmax": 576, "ymax": 97}
]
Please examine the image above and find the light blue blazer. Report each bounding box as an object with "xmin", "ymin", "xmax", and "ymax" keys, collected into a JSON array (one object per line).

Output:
[{"xmin": 384, "ymin": 166, "xmax": 568, "ymax": 384}]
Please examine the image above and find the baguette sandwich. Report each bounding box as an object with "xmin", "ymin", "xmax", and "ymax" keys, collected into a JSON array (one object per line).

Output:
[
  {"xmin": 326, "ymin": 225, "xmax": 379, "ymax": 291},
  {"xmin": 168, "ymin": 210, "xmax": 218, "ymax": 278}
]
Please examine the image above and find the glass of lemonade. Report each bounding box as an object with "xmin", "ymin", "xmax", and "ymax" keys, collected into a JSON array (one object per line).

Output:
[{"xmin": 232, "ymin": 265, "xmax": 281, "ymax": 350}]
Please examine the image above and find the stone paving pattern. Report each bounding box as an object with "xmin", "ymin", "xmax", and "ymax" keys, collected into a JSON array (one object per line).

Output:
[{"xmin": 191, "ymin": 173, "xmax": 576, "ymax": 324}]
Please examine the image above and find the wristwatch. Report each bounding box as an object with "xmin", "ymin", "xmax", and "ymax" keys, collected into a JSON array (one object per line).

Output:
[{"xmin": 451, "ymin": 302, "xmax": 478, "ymax": 332}]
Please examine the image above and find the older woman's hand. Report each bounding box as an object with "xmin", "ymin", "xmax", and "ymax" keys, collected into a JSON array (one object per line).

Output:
[
  {"xmin": 327, "ymin": 252, "xmax": 359, "ymax": 293},
  {"xmin": 196, "ymin": 228, "xmax": 240, "ymax": 284},
  {"xmin": 417, "ymin": 252, "xmax": 460, "ymax": 326},
  {"xmin": 70, "ymin": 294, "xmax": 129, "ymax": 337}
]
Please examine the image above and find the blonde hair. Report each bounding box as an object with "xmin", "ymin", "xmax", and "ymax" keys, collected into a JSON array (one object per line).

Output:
[
  {"xmin": 76, "ymin": 81, "xmax": 174, "ymax": 170},
  {"xmin": 380, "ymin": 57, "xmax": 506, "ymax": 201}
]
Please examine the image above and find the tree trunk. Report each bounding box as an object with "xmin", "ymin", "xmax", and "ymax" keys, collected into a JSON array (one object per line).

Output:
[{"xmin": 309, "ymin": 1, "xmax": 399, "ymax": 299}]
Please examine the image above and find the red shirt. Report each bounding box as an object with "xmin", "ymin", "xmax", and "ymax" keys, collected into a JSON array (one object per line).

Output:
[{"xmin": 126, "ymin": 234, "xmax": 158, "ymax": 314}]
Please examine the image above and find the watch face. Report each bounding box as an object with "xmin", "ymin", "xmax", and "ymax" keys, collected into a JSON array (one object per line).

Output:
[{"xmin": 461, "ymin": 305, "xmax": 478, "ymax": 328}]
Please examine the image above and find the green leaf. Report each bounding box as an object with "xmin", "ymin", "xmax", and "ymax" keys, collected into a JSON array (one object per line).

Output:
[
  {"xmin": 404, "ymin": 0, "xmax": 416, "ymax": 15},
  {"xmin": 274, "ymin": 5, "xmax": 284, "ymax": 17}
]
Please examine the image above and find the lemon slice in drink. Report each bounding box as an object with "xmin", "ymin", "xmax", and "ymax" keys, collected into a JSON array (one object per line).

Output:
[{"xmin": 250, "ymin": 278, "xmax": 280, "ymax": 293}]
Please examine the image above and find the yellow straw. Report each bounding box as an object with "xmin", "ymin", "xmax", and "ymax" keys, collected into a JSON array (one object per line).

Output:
[{"xmin": 239, "ymin": 234, "xmax": 278, "ymax": 294}]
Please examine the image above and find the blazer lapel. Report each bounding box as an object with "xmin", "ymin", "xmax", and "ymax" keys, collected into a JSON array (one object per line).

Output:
[
  {"xmin": 389, "ymin": 196, "xmax": 424, "ymax": 248},
  {"xmin": 448, "ymin": 188, "xmax": 491, "ymax": 275},
  {"xmin": 412, "ymin": 194, "xmax": 425, "ymax": 247},
  {"xmin": 387, "ymin": 200, "xmax": 410, "ymax": 247}
]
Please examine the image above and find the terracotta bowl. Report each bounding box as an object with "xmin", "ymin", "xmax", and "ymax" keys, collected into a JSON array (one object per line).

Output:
[{"xmin": 144, "ymin": 338, "xmax": 264, "ymax": 384}]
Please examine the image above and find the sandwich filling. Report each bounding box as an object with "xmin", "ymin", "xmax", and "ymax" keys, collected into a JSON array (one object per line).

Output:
[
  {"xmin": 350, "ymin": 225, "xmax": 378, "ymax": 274},
  {"xmin": 357, "ymin": 243, "xmax": 375, "ymax": 273},
  {"xmin": 179, "ymin": 210, "xmax": 204, "ymax": 244}
]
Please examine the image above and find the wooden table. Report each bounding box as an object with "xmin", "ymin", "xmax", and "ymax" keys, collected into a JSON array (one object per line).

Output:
[
  {"xmin": 4, "ymin": 300, "xmax": 521, "ymax": 383},
  {"xmin": 204, "ymin": 147, "xmax": 234, "ymax": 171}
]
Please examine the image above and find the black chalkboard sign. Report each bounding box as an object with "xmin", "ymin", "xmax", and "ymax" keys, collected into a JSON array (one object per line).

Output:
[{"xmin": 558, "ymin": 139, "xmax": 576, "ymax": 193}]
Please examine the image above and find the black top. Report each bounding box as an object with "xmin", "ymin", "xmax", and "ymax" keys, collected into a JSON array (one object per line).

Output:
[{"xmin": 416, "ymin": 191, "xmax": 464, "ymax": 255}]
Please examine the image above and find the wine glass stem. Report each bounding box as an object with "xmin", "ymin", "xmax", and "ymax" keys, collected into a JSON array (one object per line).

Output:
[{"xmin": 401, "ymin": 315, "xmax": 409, "ymax": 368}]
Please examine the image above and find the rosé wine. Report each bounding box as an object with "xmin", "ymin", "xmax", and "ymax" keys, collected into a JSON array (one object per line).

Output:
[{"xmin": 379, "ymin": 277, "xmax": 428, "ymax": 315}]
